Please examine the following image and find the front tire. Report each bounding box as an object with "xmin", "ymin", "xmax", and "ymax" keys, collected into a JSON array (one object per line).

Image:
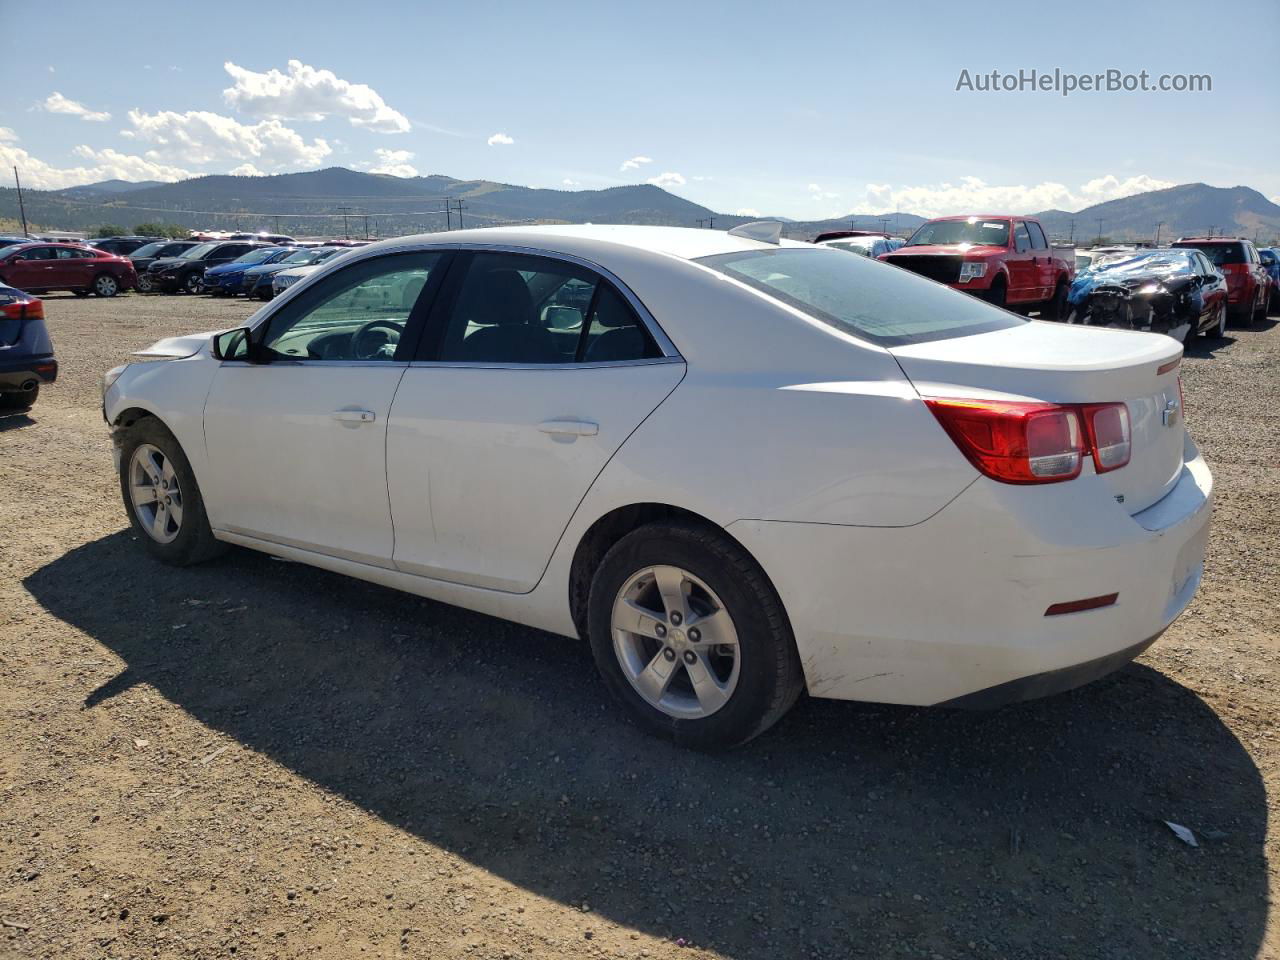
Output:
[
  {"xmin": 986, "ymin": 277, "xmax": 1007, "ymax": 309},
  {"xmin": 1042, "ymin": 279, "xmax": 1068, "ymax": 321},
  {"xmin": 117, "ymin": 417, "xmax": 226, "ymax": 566},
  {"xmin": 1205, "ymin": 300, "xmax": 1227, "ymax": 339},
  {"xmin": 183, "ymin": 272, "xmax": 204, "ymax": 295},
  {"xmin": 136, "ymin": 273, "xmax": 154, "ymax": 294},
  {"xmin": 587, "ymin": 521, "xmax": 804, "ymax": 750},
  {"xmin": 93, "ymin": 273, "xmax": 120, "ymax": 297}
]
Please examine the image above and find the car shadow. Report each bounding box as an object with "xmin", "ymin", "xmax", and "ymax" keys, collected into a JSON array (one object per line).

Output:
[
  {"xmin": 0, "ymin": 411, "xmax": 36, "ymax": 430},
  {"xmin": 25, "ymin": 533, "xmax": 1269, "ymax": 959}
]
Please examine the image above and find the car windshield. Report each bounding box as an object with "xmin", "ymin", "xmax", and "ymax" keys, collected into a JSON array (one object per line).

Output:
[
  {"xmin": 180, "ymin": 242, "xmax": 218, "ymax": 260},
  {"xmin": 1175, "ymin": 241, "xmax": 1244, "ymax": 265},
  {"xmin": 312, "ymin": 248, "xmax": 341, "ymax": 262},
  {"xmin": 1259, "ymin": 249, "xmax": 1276, "ymax": 265},
  {"xmin": 696, "ymin": 247, "xmax": 1025, "ymax": 346},
  {"xmin": 233, "ymin": 248, "xmax": 283, "ymax": 265},
  {"xmin": 280, "ymin": 249, "xmax": 319, "ymax": 264},
  {"xmin": 906, "ymin": 219, "xmax": 1010, "ymax": 247},
  {"xmin": 130, "ymin": 241, "xmax": 167, "ymax": 258}
]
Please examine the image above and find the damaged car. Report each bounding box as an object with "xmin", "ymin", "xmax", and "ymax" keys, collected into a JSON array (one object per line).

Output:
[{"xmin": 1065, "ymin": 249, "xmax": 1228, "ymax": 343}]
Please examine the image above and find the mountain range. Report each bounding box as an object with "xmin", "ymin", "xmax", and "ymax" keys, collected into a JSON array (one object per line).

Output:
[{"xmin": 1, "ymin": 168, "xmax": 1277, "ymax": 245}]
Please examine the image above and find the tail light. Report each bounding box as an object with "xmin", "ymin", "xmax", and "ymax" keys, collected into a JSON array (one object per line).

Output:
[
  {"xmin": 0, "ymin": 298, "xmax": 43, "ymax": 322},
  {"xmin": 1081, "ymin": 403, "xmax": 1130, "ymax": 473},
  {"xmin": 926, "ymin": 396, "xmax": 1133, "ymax": 485},
  {"xmin": 924, "ymin": 399, "xmax": 1084, "ymax": 484}
]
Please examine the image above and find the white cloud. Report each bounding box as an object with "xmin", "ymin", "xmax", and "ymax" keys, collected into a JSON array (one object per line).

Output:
[
  {"xmin": 646, "ymin": 171, "xmax": 686, "ymax": 189},
  {"xmin": 0, "ymin": 142, "xmax": 193, "ymax": 190},
  {"xmin": 847, "ymin": 174, "xmax": 1175, "ymax": 218},
  {"xmin": 1271, "ymin": 195, "xmax": 1280, "ymax": 205},
  {"xmin": 223, "ymin": 60, "xmax": 410, "ymax": 134},
  {"xmin": 41, "ymin": 92, "xmax": 110, "ymax": 122},
  {"xmin": 808, "ymin": 182, "xmax": 840, "ymax": 201},
  {"xmin": 620, "ymin": 155, "xmax": 653, "ymax": 172},
  {"xmin": 230, "ymin": 163, "xmax": 266, "ymax": 176},
  {"xmin": 122, "ymin": 108, "xmax": 332, "ymax": 169},
  {"xmin": 736, "ymin": 207, "xmax": 762, "ymax": 217},
  {"xmin": 562, "ymin": 178, "xmax": 581, "ymax": 187},
  {"xmin": 0, "ymin": 127, "xmax": 16, "ymax": 143},
  {"xmin": 366, "ymin": 148, "xmax": 418, "ymax": 177},
  {"xmin": 487, "ymin": 132, "xmax": 514, "ymax": 146}
]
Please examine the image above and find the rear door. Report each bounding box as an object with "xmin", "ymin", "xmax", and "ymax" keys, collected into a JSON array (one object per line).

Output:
[
  {"xmin": 1006, "ymin": 221, "xmax": 1037, "ymax": 303},
  {"xmin": 386, "ymin": 249, "xmax": 684, "ymax": 592},
  {"xmin": 56, "ymin": 246, "xmax": 97, "ymax": 288}
]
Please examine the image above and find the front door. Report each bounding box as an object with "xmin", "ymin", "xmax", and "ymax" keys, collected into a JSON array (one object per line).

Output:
[
  {"xmin": 6, "ymin": 246, "xmax": 58, "ymax": 290},
  {"xmin": 202, "ymin": 250, "xmax": 446, "ymax": 567},
  {"xmin": 387, "ymin": 250, "xmax": 684, "ymax": 593}
]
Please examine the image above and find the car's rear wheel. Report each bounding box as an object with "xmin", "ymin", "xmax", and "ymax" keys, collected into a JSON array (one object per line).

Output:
[
  {"xmin": 92, "ymin": 273, "xmax": 120, "ymax": 297},
  {"xmin": 183, "ymin": 272, "xmax": 204, "ymax": 295},
  {"xmin": 136, "ymin": 273, "xmax": 154, "ymax": 294},
  {"xmin": 118, "ymin": 418, "xmax": 226, "ymax": 566},
  {"xmin": 0, "ymin": 384, "xmax": 37, "ymax": 411},
  {"xmin": 1252, "ymin": 287, "xmax": 1267, "ymax": 327},
  {"xmin": 587, "ymin": 521, "xmax": 804, "ymax": 750},
  {"xmin": 1041, "ymin": 279, "xmax": 1068, "ymax": 321}
]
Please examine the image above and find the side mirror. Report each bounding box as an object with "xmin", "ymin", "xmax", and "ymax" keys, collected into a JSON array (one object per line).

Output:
[{"xmin": 211, "ymin": 326, "xmax": 261, "ymax": 362}]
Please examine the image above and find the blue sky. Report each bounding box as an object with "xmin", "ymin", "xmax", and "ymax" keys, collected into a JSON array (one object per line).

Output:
[{"xmin": 2, "ymin": 0, "xmax": 1277, "ymax": 218}]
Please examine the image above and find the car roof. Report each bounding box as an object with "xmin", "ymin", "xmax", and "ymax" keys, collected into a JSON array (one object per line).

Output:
[
  {"xmin": 1173, "ymin": 237, "xmax": 1245, "ymax": 244},
  {"xmin": 360, "ymin": 224, "xmax": 808, "ymax": 262}
]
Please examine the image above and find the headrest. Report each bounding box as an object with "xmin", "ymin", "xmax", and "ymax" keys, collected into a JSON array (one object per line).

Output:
[{"xmin": 455, "ymin": 269, "xmax": 535, "ymax": 326}]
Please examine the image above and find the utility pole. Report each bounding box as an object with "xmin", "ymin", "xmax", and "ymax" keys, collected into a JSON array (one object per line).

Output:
[
  {"xmin": 1154, "ymin": 221, "xmax": 1165, "ymax": 246},
  {"xmin": 13, "ymin": 166, "xmax": 29, "ymax": 237},
  {"xmin": 445, "ymin": 199, "xmax": 452, "ymax": 230},
  {"xmin": 455, "ymin": 199, "xmax": 465, "ymax": 229},
  {"xmin": 1068, "ymin": 219, "xmax": 1075, "ymax": 244},
  {"xmin": 363, "ymin": 215, "xmax": 369, "ymax": 238},
  {"xmin": 879, "ymin": 218, "xmax": 890, "ymax": 235}
]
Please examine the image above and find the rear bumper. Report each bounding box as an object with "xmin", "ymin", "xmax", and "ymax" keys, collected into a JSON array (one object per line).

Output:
[
  {"xmin": 728, "ymin": 435, "xmax": 1212, "ymax": 706},
  {"xmin": 0, "ymin": 355, "xmax": 57, "ymax": 389}
]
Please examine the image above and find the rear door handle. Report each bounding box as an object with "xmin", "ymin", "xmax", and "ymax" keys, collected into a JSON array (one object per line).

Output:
[
  {"xmin": 539, "ymin": 418, "xmax": 598, "ymax": 437},
  {"xmin": 332, "ymin": 409, "xmax": 376, "ymax": 423}
]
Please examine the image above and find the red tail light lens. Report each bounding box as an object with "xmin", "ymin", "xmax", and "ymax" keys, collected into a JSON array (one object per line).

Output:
[
  {"xmin": 0, "ymin": 298, "xmax": 43, "ymax": 322},
  {"xmin": 1082, "ymin": 402, "xmax": 1131, "ymax": 473},
  {"xmin": 924, "ymin": 399, "xmax": 1084, "ymax": 484}
]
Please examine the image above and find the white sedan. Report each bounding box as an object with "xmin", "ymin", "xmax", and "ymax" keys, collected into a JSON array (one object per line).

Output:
[{"xmin": 103, "ymin": 224, "xmax": 1212, "ymax": 748}]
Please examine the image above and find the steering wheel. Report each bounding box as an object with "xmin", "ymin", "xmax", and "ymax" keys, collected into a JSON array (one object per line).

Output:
[{"xmin": 350, "ymin": 319, "xmax": 404, "ymax": 360}]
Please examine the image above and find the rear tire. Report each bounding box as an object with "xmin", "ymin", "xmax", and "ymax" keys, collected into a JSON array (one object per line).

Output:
[
  {"xmin": 1252, "ymin": 288, "xmax": 1267, "ymax": 327},
  {"xmin": 587, "ymin": 521, "xmax": 804, "ymax": 750},
  {"xmin": 117, "ymin": 417, "xmax": 227, "ymax": 566},
  {"xmin": 136, "ymin": 273, "xmax": 154, "ymax": 294},
  {"xmin": 183, "ymin": 272, "xmax": 204, "ymax": 295},
  {"xmin": 0, "ymin": 384, "xmax": 37, "ymax": 410},
  {"xmin": 1042, "ymin": 279, "xmax": 1068, "ymax": 321}
]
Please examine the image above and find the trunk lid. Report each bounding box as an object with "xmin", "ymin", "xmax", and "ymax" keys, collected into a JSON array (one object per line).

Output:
[{"xmin": 890, "ymin": 320, "xmax": 1186, "ymax": 514}]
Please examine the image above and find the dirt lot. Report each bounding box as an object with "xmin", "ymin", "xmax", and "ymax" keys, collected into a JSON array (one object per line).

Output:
[{"xmin": 1, "ymin": 291, "xmax": 1278, "ymax": 960}]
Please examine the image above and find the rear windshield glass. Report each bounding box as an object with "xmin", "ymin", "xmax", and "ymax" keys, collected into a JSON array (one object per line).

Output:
[
  {"xmin": 907, "ymin": 219, "xmax": 1010, "ymax": 247},
  {"xmin": 696, "ymin": 247, "xmax": 1025, "ymax": 346},
  {"xmin": 1174, "ymin": 241, "xmax": 1244, "ymax": 265}
]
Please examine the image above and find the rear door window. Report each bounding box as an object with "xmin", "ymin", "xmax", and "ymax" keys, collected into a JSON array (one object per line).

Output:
[{"xmin": 1027, "ymin": 222, "xmax": 1048, "ymax": 249}]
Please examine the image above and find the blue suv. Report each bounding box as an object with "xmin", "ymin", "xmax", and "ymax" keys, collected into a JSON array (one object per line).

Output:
[{"xmin": 203, "ymin": 247, "xmax": 295, "ymax": 296}]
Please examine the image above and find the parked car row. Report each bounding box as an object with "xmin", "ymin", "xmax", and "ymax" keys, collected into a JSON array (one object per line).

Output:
[
  {"xmin": 135, "ymin": 239, "xmax": 363, "ymax": 299},
  {"xmin": 820, "ymin": 214, "xmax": 1278, "ymax": 343}
]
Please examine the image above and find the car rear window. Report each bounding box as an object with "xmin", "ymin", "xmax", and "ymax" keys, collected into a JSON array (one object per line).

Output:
[
  {"xmin": 1174, "ymin": 241, "xmax": 1244, "ymax": 265},
  {"xmin": 696, "ymin": 247, "xmax": 1026, "ymax": 346}
]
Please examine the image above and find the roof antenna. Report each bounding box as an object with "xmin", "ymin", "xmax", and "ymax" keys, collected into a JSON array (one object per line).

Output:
[{"xmin": 727, "ymin": 221, "xmax": 783, "ymax": 245}]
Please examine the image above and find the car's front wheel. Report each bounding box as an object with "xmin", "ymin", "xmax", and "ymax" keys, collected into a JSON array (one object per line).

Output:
[
  {"xmin": 136, "ymin": 273, "xmax": 154, "ymax": 294},
  {"xmin": 118, "ymin": 417, "xmax": 226, "ymax": 565},
  {"xmin": 183, "ymin": 272, "xmax": 204, "ymax": 295},
  {"xmin": 93, "ymin": 273, "xmax": 120, "ymax": 297},
  {"xmin": 587, "ymin": 521, "xmax": 804, "ymax": 750}
]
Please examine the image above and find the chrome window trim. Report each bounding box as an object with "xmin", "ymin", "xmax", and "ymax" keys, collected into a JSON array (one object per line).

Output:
[
  {"xmin": 246, "ymin": 241, "xmax": 682, "ymax": 361},
  {"xmin": 406, "ymin": 356, "xmax": 683, "ymax": 372},
  {"xmin": 217, "ymin": 359, "xmax": 410, "ymax": 369}
]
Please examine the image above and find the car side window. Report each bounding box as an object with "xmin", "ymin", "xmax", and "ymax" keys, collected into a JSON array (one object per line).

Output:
[
  {"xmin": 432, "ymin": 252, "xmax": 659, "ymax": 365},
  {"xmin": 20, "ymin": 247, "xmax": 56, "ymax": 261},
  {"xmin": 1027, "ymin": 222, "xmax": 1048, "ymax": 250},
  {"xmin": 259, "ymin": 252, "xmax": 442, "ymax": 362},
  {"xmin": 1013, "ymin": 222, "xmax": 1032, "ymax": 253},
  {"xmin": 57, "ymin": 248, "xmax": 89, "ymax": 259}
]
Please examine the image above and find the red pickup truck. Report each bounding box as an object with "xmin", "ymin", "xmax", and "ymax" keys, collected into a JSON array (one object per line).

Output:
[{"xmin": 879, "ymin": 215, "xmax": 1075, "ymax": 318}]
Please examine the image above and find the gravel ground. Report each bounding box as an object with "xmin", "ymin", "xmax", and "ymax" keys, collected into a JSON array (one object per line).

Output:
[{"xmin": 1, "ymin": 291, "xmax": 1278, "ymax": 960}]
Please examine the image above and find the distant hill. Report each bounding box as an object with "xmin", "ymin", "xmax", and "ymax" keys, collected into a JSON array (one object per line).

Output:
[
  {"xmin": 56, "ymin": 179, "xmax": 163, "ymax": 197},
  {"xmin": 3, "ymin": 169, "xmax": 1277, "ymax": 244},
  {"xmin": 1033, "ymin": 184, "xmax": 1280, "ymax": 244}
]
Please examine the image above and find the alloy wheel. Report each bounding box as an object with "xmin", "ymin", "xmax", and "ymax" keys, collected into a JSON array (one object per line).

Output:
[
  {"xmin": 128, "ymin": 443, "xmax": 184, "ymax": 544},
  {"xmin": 611, "ymin": 565, "xmax": 741, "ymax": 719},
  {"xmin": 95, "ymin": 274, "xmax": 118, "ymax": 297},
  {"xmin": 136, "ymin": 274, "xmax": 154, "ymax": 293}
]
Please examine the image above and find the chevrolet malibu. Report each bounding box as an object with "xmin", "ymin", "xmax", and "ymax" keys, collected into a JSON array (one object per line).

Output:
[{"xmin": 102, "ymin": 224, "xmax": 1212, "ymax": 748}]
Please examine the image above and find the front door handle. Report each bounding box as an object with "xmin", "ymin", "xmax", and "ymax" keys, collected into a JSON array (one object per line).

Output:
[
  {"xmin": 539, "ymin": 418, "xmax": 598, "ymax": 437},
  {"xmin": 332, "ymin": 409, "xmax": 376, "ymax": 423}
]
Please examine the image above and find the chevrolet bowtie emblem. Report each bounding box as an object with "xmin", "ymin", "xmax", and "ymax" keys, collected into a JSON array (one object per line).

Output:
[{"xmin": 1162, "ymin": 396, "xmax": 1181, "ymax": 427}]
